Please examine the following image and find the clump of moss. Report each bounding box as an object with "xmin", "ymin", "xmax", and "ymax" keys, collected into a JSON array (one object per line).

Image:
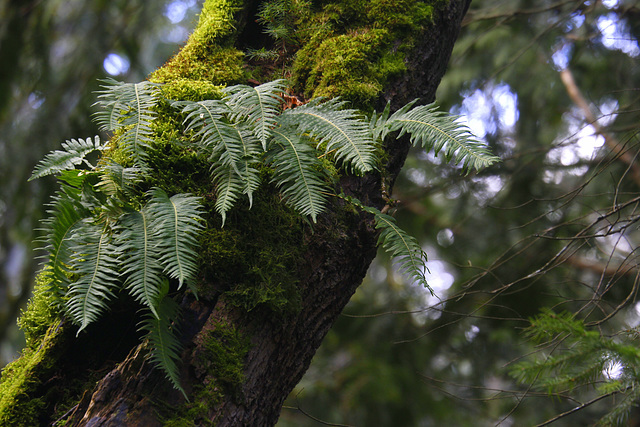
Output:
[
  {"xmin": 150, "ymin": 0, "xmax": 246, "ymax": 85},
  {"xmin": 164, "ymin": 320, "xmax": 250, "ymax": 426},
  {"xmin": 0, "ymin": 320, "xmax": 65, "ymax": 427},
  {"xmin": 196, "ymin": 183, "xmax": 306, "ymax": 316},
  {"xmin": 284, "ymin": 0, "xmax": 438, "ymax": 109},
  {"xmin": 17, "ymin": 273, "xmax": 62, "ymax": 349}
]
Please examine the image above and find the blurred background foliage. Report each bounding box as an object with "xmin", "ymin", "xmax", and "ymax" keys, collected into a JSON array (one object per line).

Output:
[{"xmin": 1, "ymin": 0, "xmax": 639, "ymax": 425}]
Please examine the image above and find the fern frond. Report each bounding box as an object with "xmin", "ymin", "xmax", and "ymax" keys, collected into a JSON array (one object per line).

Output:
[
  {"xmin": 38, "ymin": 185, "xmax": 91, "ymax": 297},
  {"xmin": 179, "ymin": 100, "xmax": 263, "ymax": 193},
  {"xmin": 280, "ymin": 98, "xmax": 377, "ymax": 174},
  {"xmin": 118, "ymin": 209, "xmax": 164, "ymax": 318},
  {"xmin": 223, "ymin": 79, "xmax": 287, "ymax": 150},
  {"xmin": 97, "ymin": 161, "xmax": 144, "ymax": 198},
  {"xmin": 343, "ymin": 195, "xmax": 431, "ymax": 292},
  {"xmin": 137, "ymin": 283, "xmax": 185, "ymax": 397},
  {"xmin": 66, "ymin": 220, "xmax": 121, "ymax": 334},
  {"xmin": 369, "ymin": 208, "xmax": 431, "ymax": 293},
  {"xmin": 269, "ymin": 130, "xmax": 330, "ymax": 222},
  {"xmin": 383, "ymin": 102, "xmax": 500, "ymax": 173},
  {"xmin": 94, "ymin": 79, "xmax": 160, "ymax": 167},
  {"xmin": 211, "ymin": 164, "xmax": 244, "ymax": 226},
  {"xmin": 147, "ymin": 188, "xmax": 204, "ymax": 290},
  {"xmin": 30, "ymin": 136, "xmax": 103, "ymax": 180}
]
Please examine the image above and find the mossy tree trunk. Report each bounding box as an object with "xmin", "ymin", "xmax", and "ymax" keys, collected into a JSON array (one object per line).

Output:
[{"xmin": 1, "ymin": 0, "xmax": 470, "ymax": 425}]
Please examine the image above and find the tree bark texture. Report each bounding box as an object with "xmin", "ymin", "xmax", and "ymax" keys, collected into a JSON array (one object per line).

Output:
[{"xmin": 4, "ymin": 1, "xmax": 471, "ymax": 425}]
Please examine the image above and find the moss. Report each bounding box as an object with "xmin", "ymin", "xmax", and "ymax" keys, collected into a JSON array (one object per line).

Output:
[
  {"xmin": 150, "ymin": 0, "xmax": 246, "ymax": 86},
  {"xmin": 284, "ymin": 0, "xmax": 439, "ymax": 110},
  {"xmin": 0, "ymin": 274, "xmax": 64, "ymax": 426},
  {"xmin": 196, "ymin": 185, "xmax": 306, "ymax": 315},
  {"xmin": 163, "ymin": 320, "xmax": 250, "ymax": 426},
  {"xmin": 17, "ymin": 273, "xmax": 62, "ymax": 349},
  {"xmin": 0, "ymin": 320, "xmax": 65, "ymax": 427}
]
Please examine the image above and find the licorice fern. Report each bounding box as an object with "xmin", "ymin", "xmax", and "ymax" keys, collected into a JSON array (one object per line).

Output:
[
  {"xmin": 67, "ymin": 220, "xmax": 121, "ymax": 333},
  {"xmin": 93, "ymin": 78, "xmax": 160, "ymax": 168},
  {"xmin": 29, "ymin": 136, "xmax": 104, "ymax": 181},
  {"xmin": 31, "ymin": 77, "xmax": 499, "ymax": 395},
  {"xmin": 372, "ymin": 100, "xmax": 500, "ymax": 173}
]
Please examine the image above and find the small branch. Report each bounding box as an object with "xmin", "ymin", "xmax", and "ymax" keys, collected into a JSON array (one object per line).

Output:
[
  {"xmin": 534, "ymin": 389, "xmax": 627, "ymax": 427},
  {"xmin": 559, "ymin": 67, "xmax": 640, "ymax": 187}
]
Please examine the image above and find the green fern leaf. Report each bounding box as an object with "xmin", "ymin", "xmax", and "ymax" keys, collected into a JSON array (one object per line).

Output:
[
  {"xmin": 223, "ymin": 79, "xmax": 287, "ymax": 150},
  {"xmin": 147, "ymin": 188, "xmax": 204, "ymax": 290},
  {"xmin": 30, "ymin": 136, "xmax": 103, "ymax": 180},
  {"xmin": 179, "ymin": 99, "xmax": 239, "ymax": 164},
  {"xmin": 94, "ymin": 79, "xmax": 160, "ymax": 167},
  {"xmin": 179, "ymin": 100, "xmax": 262, "ymax": 206},
  {"xmin": 269, "ymin": 130, "xmax": 331, "ymax": 222},
  {"xmin": 344, "ymin": 195, "xmax": 431, "ymax": 292},
  {"xmin": 279, "ymin": 98, "xmax": 377, "ymax": 174},
  {"xmin": 67, "ymin": 220, "xmax": 121, "ymax": 334},
  {"xmin": 118, "ymin": 209, "xmax": 164, "ymax": 318},
  {"xmin": 211, "ymin": 163, "xmax": 244, "ymax": 226},
  {"xmin": 369, "ymin": 208, "xmax": 431, "ymax": 293},
  {"xmin": 137, "ymin": 283, "xmax": 185, "ymax": 397},
  {"xmin": 384, "ymin": 102, "xmax": 500, "ymax": 173},
  {"xmin": 97, "ymin": 161, "xmax": 144, "ymax": 197},
  {"xmin": 38, "ymin": 184, "xmax": 91, "ymax": 297}
]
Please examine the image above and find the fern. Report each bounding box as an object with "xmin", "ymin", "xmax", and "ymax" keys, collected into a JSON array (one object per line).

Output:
[
  {"xmin": 269, "ymin": 130, "xmax": 331, "ymax": 222},
  {"xmin": 344, "ymin": 195, "xmax": 431, "ymax": 292},
  {"xmin": 178, "ymin": 100, "xmax": 262, "ymax": 215},
  {"xmin": 373, "ymin": 100, "xmax": 500, "ymax": 173},
  {"xmin": 30, "ymin": 75, "xmax": 500, "ymax": 397},
  {"xmin": 29, "ymin": 136, "xmax": 103, "ymax": 180},
  {"xmin": 118, "ymin": 209, "xmax": 165, "ymax": 319},
  {"xmin": 279, "ymin": 98, "xmax": 377, "ymax": 174},
  {"xmin": 67, "ymin": 220, "xmax": 121, "ymax": 333},
  {"xmin": 211, "ymin": 163, "xmax": 244, "ymax": 226},
  {"xmin": 137, "ymin": 281, "xmax": 185, "ymax": 396},
  {"xmin": 38, "ymin": 184, "xmax": 91, "ymax": 297},
  {"xmin": 147, "ymin": 188, "xmax": 203, "ymax": 291},
  {"xmin": 94, "ymin": 78, "xmax": 160, "ymax": 168},
  {"xmin": 222, "ymin": 79, "xmax": 287, "ymax": 150},
  {"xmin": 97, "ymin": 161, "xmax": 144, "ymax": 198}
]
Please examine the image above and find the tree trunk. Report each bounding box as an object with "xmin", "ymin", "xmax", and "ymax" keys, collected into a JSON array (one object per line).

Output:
[{"xmin": 0, "ymin": 0, "xmax": 470, "ymax": 425}]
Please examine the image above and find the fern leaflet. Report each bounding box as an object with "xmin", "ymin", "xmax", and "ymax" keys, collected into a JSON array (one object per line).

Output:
[
  {"xmin": 269, "ymin": 130, "xmax": 330, "ymax": 222},
  {"xmin": 147, "ymin": 188, "xmax": 203, "ymax": 291},
  {"xmin": 38, "ymin": 184, "xmax": 91, "ymax": 297},
  {"xmin": 118, "ymin": 209, "xmax": 164, "ymax": 319},
  {"xmin": 344, "ymin": 195, "xmax": 431, "ymax": 293},
  {"xmin": 30, "ymin": 136, "xmax": 103, "ymax": 181},
  {"xmin": 381, "ymin": 101, "xmax": 500, "ymax": 173},
  {"xmin": 280, "ymin": 98, "xmax": 377, "ymax": 174},
  {"xmin": 67, "ymin": 220, "xmax": 121, "ymax": 334},
  {"xmin": 223, "ymin": 79, "xmax": 287, "ymax": 150},
  {"xmin": 138, "ymin": 283, "xmax": 185, "ymax": 397},
  {"xmin": 94, "ymin": 79, "xmax": 160, "ymax": 167}
]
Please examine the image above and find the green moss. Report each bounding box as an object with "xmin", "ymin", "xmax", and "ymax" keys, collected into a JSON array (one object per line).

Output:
[
  {"xmin": 285, "ymin": 0, "xmax": 438, "ymax": 110},
  {"xmin": 150, "ymin": 0, "xmax": 246, "ymax": 86},
  {"xmin": 197, "ymin": 185, "xmax": 306, "ymax": 315},
  {"xmin": 163, "ymin": 320, "xmax": 250, "ymax": 426},
  {"xmin": 17, "ymin": 273, "xmax": 62, "ymax": 349},
  {"xmin": 0, "ymin": 320, "xmax": 65, "ymax": 427}
]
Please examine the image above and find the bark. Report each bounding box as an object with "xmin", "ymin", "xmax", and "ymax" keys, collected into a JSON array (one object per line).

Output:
[{"xmin": 7, "ymin": 1, "xmax": 471, "ymax": 425}]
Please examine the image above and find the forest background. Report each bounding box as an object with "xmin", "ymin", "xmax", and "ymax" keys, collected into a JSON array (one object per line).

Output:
[{"xmin": 1, "ymin": 0, "xmax": 639, "ymax": 425}]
